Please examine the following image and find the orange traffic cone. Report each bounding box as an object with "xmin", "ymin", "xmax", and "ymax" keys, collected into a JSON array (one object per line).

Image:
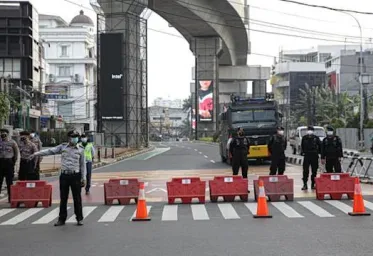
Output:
[
  {"xmin": 348, "ymin": 177, "xmax": 371, "ymax": 216},
  {"xmin": 253, "ymin": 180, "xmax": 272, "ymax": 218},
  {"xmin": 132, "ymin": 182, "xmax": 151, "ymax": 221}
]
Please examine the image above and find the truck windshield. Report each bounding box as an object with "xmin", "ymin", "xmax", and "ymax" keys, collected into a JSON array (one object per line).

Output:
[{"xmin": 231, "ymin": 109, "xmax": 277, "ymax": 128}]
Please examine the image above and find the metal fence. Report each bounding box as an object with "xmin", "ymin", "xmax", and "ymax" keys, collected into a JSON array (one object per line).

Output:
[{"xmin": 336, "ymin": 128, "xmax": 373, "ymax": 150}]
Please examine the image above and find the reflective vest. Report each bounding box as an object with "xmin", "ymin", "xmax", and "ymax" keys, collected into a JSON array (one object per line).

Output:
[{"xmin": 81, "ymin": 142, "xmax": 93, "ymax": 162}]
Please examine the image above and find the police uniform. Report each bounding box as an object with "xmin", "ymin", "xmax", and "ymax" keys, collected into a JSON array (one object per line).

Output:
[
  {"xmin": 268, "ymin": 127, "xmax": 287, "ymax": 175},
  {"xmin": 32, "ymin": 130, "xmax": 86, "ymax": 226},
  {"xmin": 18, "ymin": 131, "xmax": 38, "ymax": 181},
  {"xmin": 321, "ymin": 126, "xmax": 343, "ymax": 173},
  {"xmin": 0, "ymin": 128, "xmax": 19, "ymax": 202},
  {"xmin": 301, "ymin": 126, "xmax": 321, "ymax": 190},
  {"xmin": 30, "ymin": 130, "xmax": 42, "ymax": 180},
  {"xmin": 79, "ymin": 134, "xmax": 95, "ymax": 194},
  {"xmin": 229, "ymin": 128, "xmax": 250, "ymax": 178}
]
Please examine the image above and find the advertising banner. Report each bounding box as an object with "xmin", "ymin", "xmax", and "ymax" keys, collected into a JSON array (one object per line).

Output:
[{"xmin": 197, "ymin": 80, "xmax": 213, "ymax": 122}]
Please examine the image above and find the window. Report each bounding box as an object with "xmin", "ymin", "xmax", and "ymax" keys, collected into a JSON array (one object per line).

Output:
[
  {"xmin": 58, "ymin": 102, "xmax": 73, "ymax": 119},
  {"xmin": 61, "ymin": 45, "xmax": 68, "ymax": 57},
  {"xmin": 58, "ymin": 66, "xmax": 71, "ymax": 76}
]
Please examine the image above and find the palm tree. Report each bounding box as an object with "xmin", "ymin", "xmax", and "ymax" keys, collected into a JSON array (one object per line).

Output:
[{"xmin": 182, "ymin": 95, "xmax": 192, "ymax": 137}]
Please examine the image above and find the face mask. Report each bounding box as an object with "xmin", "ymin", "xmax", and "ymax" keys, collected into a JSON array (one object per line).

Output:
[
  {"xmin": 278, "ymin": 131, "xmax": 284, "ymax": 136},
  {"xmin": 307, "ymin": 130, "xmax": 313, "ymax": 135},
  {"xmin": 327, "ymin": 131, "xmax": 333, "ymax": 136},
  {"xmin": 30, "ymin": 133, "xmax": 35, "ymax": 138},
  {"xmin": 81, "ymin": 138, "xmax": 87, "ymax": 143},
  {"xmin": 71, "ymin": 137, "xmax": 79, "ymax": 144},
  {"xmin": 0, "ymin": 134, "xmax": 7, "ymax": 139}
]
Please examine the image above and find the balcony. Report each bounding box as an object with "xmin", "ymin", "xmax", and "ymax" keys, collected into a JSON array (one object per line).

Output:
[
  {"xmin": 275, "ymin": 80, "xmax": 289, "ymax": 88},
  {"xmin": 277, "ymin": 98, "xmax": 290, "ymax": 105}
]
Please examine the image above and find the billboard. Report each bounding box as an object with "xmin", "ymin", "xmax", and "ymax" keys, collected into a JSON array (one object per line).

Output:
[
  {"xmin": 99, "ymin": 33, "xmax": 124, "ymax": 120},
  {"xmin": 198, "ymin": 80, "xmax": 213, "ymax": 122}
]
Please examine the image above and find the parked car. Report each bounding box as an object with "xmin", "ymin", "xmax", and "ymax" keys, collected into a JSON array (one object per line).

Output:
[{"xmin": 289, "ymin": 126, "xmax": 326, "ymax": 155}]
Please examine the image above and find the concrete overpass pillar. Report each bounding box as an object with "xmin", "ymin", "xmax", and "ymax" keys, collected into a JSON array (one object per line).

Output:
[
  {"xmin": 96, "ymin": 0, "xmax": 148, "ymax": 148},
  {"xmin": 191, "ymin": 37, "xmax": 223, "ymax": 136},
  {"xmin": 252, "ymin": 80, "xmax": 266, "ymax": 98}
]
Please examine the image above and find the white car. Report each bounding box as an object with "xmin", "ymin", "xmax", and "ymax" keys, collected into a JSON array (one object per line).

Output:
[{"xmin": 289, "ymin": 126, "xmax": 326, "ymax": 155}]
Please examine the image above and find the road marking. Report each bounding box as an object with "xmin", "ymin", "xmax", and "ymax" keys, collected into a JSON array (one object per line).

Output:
[
  {"xmin": 271, "ymin": 202, "xmax": 304, "ymax": 218},
  {"xmin": 1, "ymin": 208, "xmax": 43, "ymax": 225},
  {"xmin": 130, "ymin": 206, "xmax": 152, "ymax": 221},
  {"xmin": 98, "ymin": 206, "xmax": 125, "ymax": 222},
  {"xmin": 194, "ymin": 149, "xmax": 197, "ymax": 151},
  {"xmin": 92, "ymin": 185, "xmax": 97, "ymax": 187},
  {"xmin": 210, "ymin": 160, "xmax": 215, "ymax": 163},
  {"xmin": 191, "ymin": 205, "xmax": 209, "ymax": 220},
  {"xmin": 32, "ymin": 207, "xmax": 70, "ymax": 224},
  {"xmin": 199, "ymin": 152, "xmax": 202, "ymax": 154},
  {"xmin": 143, "ymin": 147, "xmax": 171, "ymax": 160},
  {"xmin": 66, "ymin": 206, "xmax": 97, "ymax": 223},
  {"xmin": 298, "ymin": 201, "xmax": 334, "ymax": 217},
  {"xmin": 187, "ymin": 147, "xmax": 191, "ymax": 149},
  {"xmin": 363, "ymin": 200, "xmax": 373, "ymax": 211},
  {"xmin": 204, "ymin": 155, "xmax": 208, "ymax": 158},
  {"xmin": 244, "ymin": 203, "xmax": 257, "ymax": 215},
  {"xmin": 0, "ymin": 209, "xmax": 15, "ymax": 218},
  {"xmin": 99, "ymin": 185, "xmax": 104, "ymax": 187},
  {"xmin": 325, "ymin": 201, "xmax": 352, "ymax": 214},
  {"xmin": 218, "ymin": 204, "xmax": 240, "ymax": 219},
  {"xmin": 146, "ymin": 188, "xmax": 167, "ymax": 194},
  {"xmin": 162, "ymin": 205, "xmax": 178, "ymax": 221}
]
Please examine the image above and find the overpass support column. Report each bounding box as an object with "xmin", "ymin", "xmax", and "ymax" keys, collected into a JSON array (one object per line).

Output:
[
  {"xmin": 252, "ymin": 80, "xmax": 267, "ymax": 98},
  {"xmin": 191, "ymin": 37, "xmax": 223, "ymax": 136}
]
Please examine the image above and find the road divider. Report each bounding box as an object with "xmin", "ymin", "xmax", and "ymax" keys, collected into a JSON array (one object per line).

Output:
[
  {"xmin": 253, "ymin": 175, "xmax": 294, "ymax": 202},
  {"xmin": 104, "ymin": 178, "xmax": 140, "ymax": 205},
  {"xmin": 209, "ymin": 176, "xmax": 248, "ymax": 202},
  {"xmin": 315, "ymin": 173, "xmax": 354, "ymax": 200},
  {"xmin": 10, "ymin": 181, "xmax": 52, "ymax": 208},
  {"xmin": 167, "ymin": 177, "xmax": 206, "ymax": 204}
]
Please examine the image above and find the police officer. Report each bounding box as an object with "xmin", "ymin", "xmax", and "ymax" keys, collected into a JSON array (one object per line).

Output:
[
  {"xmin": 18, "ymin": 131, "xmax": 38, "ymax": 180},
  {"xmin": 79, "ymin": 134, "xmax": 95, "ymax": 195},
  {"xmin": 301, "ymin": 126, "xmax": 321, "ymax": 190},
  {"xmin": 321, "ymin": 126, "xmax": 343, "ymax": 173},
  {"xmin": 229, "ymin": 127, "xmax": 250, "ymax": 178},
  {"xmin": 0, "ymin": 128, "xmax": 19, "ymax": 202},
  {"xmin": 30, "ymin": 129, "xmax": 42, "ymax": 180},
  {"xmin": 30, "ymin": 130, "xmax": 86, "ymax": 226},
  {"xmin": 268, "ymin": 126, "xmax": 287, "ymax": 175}
]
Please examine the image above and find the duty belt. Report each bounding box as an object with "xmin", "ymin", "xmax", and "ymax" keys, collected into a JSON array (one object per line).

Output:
[{"xmin": 61, "ymin": 170, "xmax": 80, "ymax": 175}]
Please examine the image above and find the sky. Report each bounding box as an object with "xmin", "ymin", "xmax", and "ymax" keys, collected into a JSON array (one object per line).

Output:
[{"xmin": 19, "ymin": 0, "xmax": 373, "ymax": 104}]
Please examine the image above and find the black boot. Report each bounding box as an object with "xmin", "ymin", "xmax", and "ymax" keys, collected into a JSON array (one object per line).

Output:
[
  {"xmin": 301, "ymin": 183, "xmax": 308, "ymax": 190},
  {"xmin": 54, "ymin": 220, "xmax": 65, "ymax": 226},
  {"xmin": 311, "ymin": 182, "xmax": 316, "ymax": 190}
]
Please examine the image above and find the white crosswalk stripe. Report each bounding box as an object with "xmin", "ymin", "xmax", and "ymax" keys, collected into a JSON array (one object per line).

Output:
[
  {"xmin": 66, "ymin": 206, "xmax": 97, "ymax": 223},
  {"xmin": 162, "ymin": 205, "xmax": 178, "ymax": 221},
  {"xmin": 191, "ymin": 205, "xmax": 209, "ymax": 220},
  {"xmin": 298, "ymin": 201, "xmax": 334, "ymax": 217},
  {"xmin": 0, "ymin": 200, "xmax": 372, "ymax": 226},
  {"xmin": 98, "ymin": 206, "xmax": 125, "ymax": 222},
  {"xmin": 271, "ymin": 202, "xmax": 304, "ymax": 218},
  {"xmin": 1, "ymin": 208, "xmax": 43, "ymax": 225}
]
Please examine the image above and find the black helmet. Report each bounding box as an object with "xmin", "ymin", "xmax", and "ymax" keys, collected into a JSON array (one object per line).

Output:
[
  {"xmin": 326, "ymin": 126, "xmax": 334, "ymax": 132},
  {"xmin": 67, "ymin": 130, "xmax": 80, "ymax": 138},
  {"xmin": 307, "ymin": 126, "xmax": 314, "ymax": 131},
  {"xmin": 0, "ymin": 128, "xmax": 9, "ymax": 134}
]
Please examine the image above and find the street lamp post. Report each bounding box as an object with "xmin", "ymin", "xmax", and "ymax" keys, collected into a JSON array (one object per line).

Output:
[{"xmin": 339, "ymin": 11, "xmax": 364, "ymax": 150}]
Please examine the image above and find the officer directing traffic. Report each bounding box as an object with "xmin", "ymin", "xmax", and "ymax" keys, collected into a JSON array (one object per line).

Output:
[
  {"xmin": 321, "ymin": 126, "xmax": 343, "ymax": 173},
  {"xmin": 18, "ymin": 131, "xmax": 38, "ymax": 180},
  {"xmin": 30, "ymin": 130, "xmax": 86, "ymax": 226},
  {"xmin": 229, "ymin": 127, "xmax": 250, "ymax": 179},
  {"xmin": 0, "ymin": 128, "xmax": 19, "ymax": 202},
  {"xmin": 268, "ymin": 126, "xmax": 287, "ymax": 175},
  {"xmin": 79, "ymin": 133, "xmax": 95, "ymax": 195},
  {"xmin": 301, "ymin": 126, "xmax": 321, "ymax": 190}
]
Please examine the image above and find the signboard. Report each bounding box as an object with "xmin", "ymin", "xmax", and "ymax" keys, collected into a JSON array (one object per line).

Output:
[
  {"xmin": 99, "ymin": 33, "xmax": 124, "ymax": 120},
  {"xmin": 197, "ymin": 80, "xmax": 213, "ymax": 122},
  {"xmin": 45, "ymin": 94, "xmax": 68, "ymax": 100},
  {"xmin": 45, "ymin": 85, "xmax": 68, "ymax": 95}
]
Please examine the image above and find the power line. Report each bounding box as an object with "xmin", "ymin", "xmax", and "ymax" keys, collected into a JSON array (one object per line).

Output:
[{"xmin": 275, "ymin": 0, "xmax": 373, "ymax": 15}]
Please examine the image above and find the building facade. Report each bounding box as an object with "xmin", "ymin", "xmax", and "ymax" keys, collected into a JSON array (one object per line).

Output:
[
  {"xmin": 152, "ymin": 97, "xmax": 183, "ymax": 109},
  {"xmin": 0, "ymin": 1, "xmax": 44, "ymax": 131},
  {"xmin": 39, "ymin": 10, "xmax": 97, "ymax": 133},
  {"xmin": 148, "ymin": 106, "xmax": 188, "ymax": 138}
]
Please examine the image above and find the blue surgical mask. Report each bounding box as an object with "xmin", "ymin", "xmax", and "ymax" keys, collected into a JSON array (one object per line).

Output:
[
  {"xmin": 81, "ymin": 138, "xmax": 88, "ymax": 143},
  {"xmin": 71, "ymin": 137, "xmax": 79, "ymax": 144}
]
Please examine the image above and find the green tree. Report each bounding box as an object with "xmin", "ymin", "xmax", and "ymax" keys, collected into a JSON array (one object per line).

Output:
[{"xmin": 0, "ymin": 92, "xmax": 10, "ymax": 127}]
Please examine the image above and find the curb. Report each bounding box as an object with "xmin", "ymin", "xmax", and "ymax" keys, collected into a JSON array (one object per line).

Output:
[
  {"xmin": 191, "ymin": 140, "xmax": 219, "ymax": 146},
  {"xmin": 38, "ymin": 146, "xmax": 155, "ymax": 179},
  {"xmin": 285, "ymin": 156, "xmax": 303, "ymax": 166}
]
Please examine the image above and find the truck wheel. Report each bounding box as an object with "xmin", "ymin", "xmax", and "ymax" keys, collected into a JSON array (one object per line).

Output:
[
  {"xmin": 221, "ymin": 155, "xmax": 227, "ymax": 163},
  {"xmin": 293, "ymin": 147, "xmax": 296, "ymax": 155}
]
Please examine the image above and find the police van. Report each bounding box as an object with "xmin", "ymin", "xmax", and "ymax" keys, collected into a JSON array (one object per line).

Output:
[{"xmin": 289, "ymin": 126, "xmax": 326, "ymax": 155}]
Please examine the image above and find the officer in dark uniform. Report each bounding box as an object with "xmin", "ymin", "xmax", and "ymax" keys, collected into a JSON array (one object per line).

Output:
[
  {"xmin": 321, "ymin": 126, "xmax": 343, "ymax": 173},
  {"xmin": 31, "ymin": 130, "xmax": 86, "ymax": 226},
  {"xmin": 18, "ymin": 131, "xmax": 38, "ymax": 180},
  {"xmin": 0, "ymin": 128, "xmax": 19, "ymax": 202},
  {"xmin": 268, "ymin": 126, "xmax": 287, "ymax": 175},
  {"xmin": 229, "ymin": 127, "xmax": 250, "ymax": 178},
  {"xmin": 301, "ymin": 126, "xmax": 321, "ymax": 190}
]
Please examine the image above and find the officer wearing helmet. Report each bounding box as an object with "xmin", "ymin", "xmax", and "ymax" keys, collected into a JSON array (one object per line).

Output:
[
  {"xmin": 321, "ymin": 126, "xmax": 343, "ymax": 173},
  {"xmin": 30, "ymin": 130, "xmax": 86, "ymax": 226},
  {"xmin": 229, "ymin": 127, "xmax": 250, "ymax": 178},
  {"xmin": 301, "ymin": 126, "xmax": 321, "ymax": 190},
  {"xmin": 268, "ymin": 126, "xmax": 287, "ymax": 175}
]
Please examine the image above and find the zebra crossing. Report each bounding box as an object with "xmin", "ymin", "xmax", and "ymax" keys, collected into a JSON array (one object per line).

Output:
[{"xmin": 0, "ymin": 199, "xmax": 372, "ymax": 226}]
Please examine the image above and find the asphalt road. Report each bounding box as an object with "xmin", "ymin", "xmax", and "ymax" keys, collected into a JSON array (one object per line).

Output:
[{"xmin": 1, "ymin": 141, "xmax": 373, "ymax": 256}]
